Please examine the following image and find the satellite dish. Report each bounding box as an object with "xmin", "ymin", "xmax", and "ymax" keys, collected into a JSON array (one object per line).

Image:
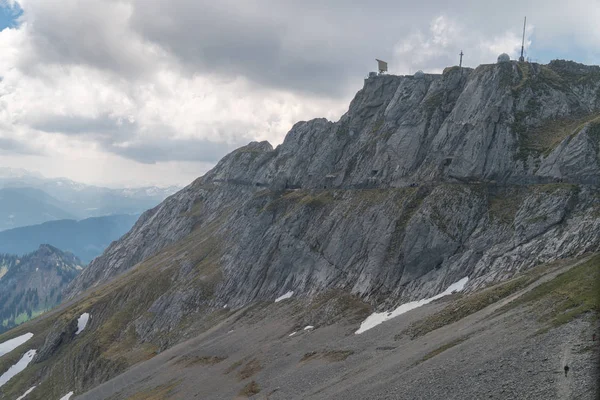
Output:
[
  {"xmin": 376, "ymin": 59, "xmax": 388, "ymax": 74},
  {"xmin": 497, "ymin": 53, "xmax": 510, "ymax": 63}
]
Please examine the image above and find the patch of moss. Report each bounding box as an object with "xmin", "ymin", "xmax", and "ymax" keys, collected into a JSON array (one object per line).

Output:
[
  {"xmin": 525, "ymin": 215, "xmax": 548, "ymax": 224},
  {"xmin": 239, "ymin": 381, "xmax": 261, "ymax": 397},
  {"xmin": 533, "ymin": 183, "xmax": 577, "ymax": 194},
  {"xmin": 588, "ymin": 121, "xmax": 600, "ymax": 145},
  {"xmin": 424, "ymin": 92, "xmax": 444, "ymax": 114},
  {"xmin": 370, "ymin": 117, "xmax": 384, "ymax": 135},
  {"xmin": 488, "ymin": 187, "xmax": 526, "ymax": 225},
  {"xmin": 511, "ymin": 62, "xmax": 532, "ymax": 92},
  {"xmin": 514, "ymin": 112, "xmax": 600, "ymax": 161},
  {"xmin": 401, "ymin": 276, "xmax": 528, "ymax": 339},
  {"xmin": 443, "ymin": 66, "xmax": 461, "ymax": 75},
  {"xmin": 175, "ymin": 355, "xmax": 227, "ymax": 367},
  {"xmin": 301, "ymin": 290, "xmax": 371, "ymax": 325},
  {"xmin": 418, "ymin": 336, "xmax": 469, "ymax": 364},
  {"xmin": 401, "ymin": 261, "xmax": 555, "ymax": 340},
  {"xmin": 126, "ymin": 379, "xmax": 182, "ymax": 400},
  {"xmin": 498, "ymin": 62, "xmax": 515, "ymax": 88},
  {"xmin": 299, "ymin": 191, "xmax": 335, "ymax": 209},
  {"xmin": 300, "ymin": 350, "xmax": 354, "ymax": 363},
  {"xmin": 497, "ymin": 254, "xmax": 600, "ymax": 334},
  {"xmin": 224, "ymin": 358, "xmax": 246, "ymax": 375},
  {"xmin": 237, "ymin": 358, "xmax": 263, "ymax": 380}
]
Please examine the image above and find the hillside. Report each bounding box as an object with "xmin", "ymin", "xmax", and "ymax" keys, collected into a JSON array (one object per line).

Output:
[
  {"xmin": 0, "ymin": 60, "xmax": 598, "ymax": 399},
  {"xmin": 0, "ymin": 246, "xmax": 82, "ymax": 334},
  {"xmin": 0, "ymin": 214, "xmax": 139, "ymax": 264}
]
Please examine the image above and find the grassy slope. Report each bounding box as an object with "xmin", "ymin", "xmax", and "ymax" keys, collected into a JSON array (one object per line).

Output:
[{"xmin": 404, "ymin": 254, "xmax": 599, "ymax": 364}]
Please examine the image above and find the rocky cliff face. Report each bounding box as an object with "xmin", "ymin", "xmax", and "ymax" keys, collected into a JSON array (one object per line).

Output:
[
  {"xmin": 1, "ymin": 60, "xmax": 598, "ymax": 400},
  {"xmin": 66, "ymin": 60, "xmax": 600, "ymax": 309}
]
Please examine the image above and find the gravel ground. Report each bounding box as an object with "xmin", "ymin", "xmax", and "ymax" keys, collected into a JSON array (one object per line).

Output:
[{"xmin": 76, "ymin": 266, "xmax": 599, "ymax": 400}]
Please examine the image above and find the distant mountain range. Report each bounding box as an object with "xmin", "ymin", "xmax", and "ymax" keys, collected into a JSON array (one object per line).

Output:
[
  {"xmin": 0, "ymin": 214, "xmax": 139, "ymax": 263},
  {"xmin": 0, "ymin": 167, "xmax": 179, "ymax": 231},
  {"xmin": 0, "ymin": 245, "xmax": 82, "ymax": 334},
  {"xmin": 0, "ymin": 187, "xmax": 76, "ymax": 231}
]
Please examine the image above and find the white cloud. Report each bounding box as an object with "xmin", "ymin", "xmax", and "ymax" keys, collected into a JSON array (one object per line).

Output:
[
  {"xmin": 392, "ymin": 15, "xmax": 537, "ymax": 75},
  {"xmin": 0, "ymin": 1, "xmax": 598, "ymax": 187}
]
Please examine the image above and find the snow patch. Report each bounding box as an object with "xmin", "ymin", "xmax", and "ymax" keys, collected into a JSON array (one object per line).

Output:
[
  {"xmin": 275, "ymin": 291, "xmax": 294, "ymax": 303},
  {"xmin": 303, "ymin": 325, "xmax": 314, "ymax": 331},
  {"xmin": 356, "ymin": 277, "xmax": 469, "ymax": 334},
  {"xmin": 75, "ymin": 313, "xmax": 91, "ymax": 335},
  {"xmin": 16, "ymin": 386, "xmax": 36, "ymax": 400},
  {"xmin": 0, "ymin": 333, "xmax": 33, "ymax": 357},
  {"xmin": 59, "ymin": 392, "xmax": 74, "ymax": 400},
  {"xmin": 288, "ymin": 331, "xmax": 297, "ymax": 337},
  {"xmin": 0, "ymin": 349, "xmax": 37, "ymax": 388}
]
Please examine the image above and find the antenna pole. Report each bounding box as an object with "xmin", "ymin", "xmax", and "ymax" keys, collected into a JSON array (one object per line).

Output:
[{"xmin": 519, "ymin": 16, "xmax": 526, "ymax": 62}]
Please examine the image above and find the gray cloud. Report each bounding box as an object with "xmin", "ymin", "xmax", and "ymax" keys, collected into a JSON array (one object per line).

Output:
[
  {"xmin": 30, "ymin": 114, "xmax": 136, "ymax": 136},
  {"xmin": 27, "ymin": 114, "xmax": 245, "ymax": 164},
  {"xmin": 126, "ymin": 0, "xmax": 600, "ymax": 95},
  {"xmin": 0, "ymin": 136, "xmax": 40, "ymax": 155},
  {"xmin": 1, "ymin": 0, "xmax": 598, "ymax": 186},
  {"xmin": 107, "ymin": 137, "xmax": 242, "ymax": 164},
  {"xmin": 14, "ymin": 0, "xmax": 600, "ymax": 97},
  {"xmin": 17, "ymin": 0, "xmax": 156, "ymax": 78}
]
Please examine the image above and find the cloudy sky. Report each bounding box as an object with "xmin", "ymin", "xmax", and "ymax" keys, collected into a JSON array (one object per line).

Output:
[{"xmin": 0, "ymin": 0, "xmax": 598, "ymax": 188}]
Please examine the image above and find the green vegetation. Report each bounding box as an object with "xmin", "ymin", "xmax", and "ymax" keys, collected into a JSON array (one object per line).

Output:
[
  {"xmin": 239, "ymin": 381, "xmax": 261, "ymax": 397},
  {"xmin": 237, "ymin": 358, "xmax": 263, "ymax": 380},
  {"xmin": 301, "ymin": 289, "xmax": 371, "ymax": 326},
  {"xmin": 514, "ymin": 112, "xmax": 600, "ymax": 161},
  {"xmin": 175, "ymin": 355, "xmax": 227, "ymax": 367},
  {"xmin": 424, "ymin": 92, "xmax": 444, "ymax": 114},
  {"xmin": 498, "ymin": 62, "xmax": 515, "ymax": 88},
  {"xmin": 335, "ymin": 119, "xmax": 350, "ymax": 137},
  {"xmin": 370, "ymin": 117, "xmax": 384, "ymax": 135},
  {"xmin": 262, "ymin": 190, "xmax": 333, "ymax": 215},
  {"xmin": 418, "ymin": 337, "xmax": 469, "ymax": 364},
  {"xmin": 533, "ymin": 183, "xmax": 577, "ymax": 194},
  {"xmin": 300, "ymin": 350, "xmax": 354, "ymax": 363},
  {"xmin": 224, "ymin": 358, "xmax": 246, "ymax": 375},
  {"xmin": 0, "ymin": 206, "xmax": 231, "ymax": 399},
  {"xmin": 299, "ymin": 191, "xmax": 335, "ymax": 209},
  {"xmin": 497, "ymin": 254, "xmax": 600, "ymax": 334},
  {"xmin": 126, "ymin": 379, "xmax": 182, "ymax": 400},
  {"xmin": 506, "ymin": 61, "xmax": 600, "ymax": 161},
  {"xmin": 2, "ymin": 308, "xmax": 47, "ymax": 328},
  {"xmin": 400, "ymin": 261, "xmax": 556, "ymax": 340},
  {"xmin": 488, "ymin": 188, "xmax": 526, "ymax": 225},
  {"xmin": 442, "ymin": 66, "xmax": 461, "ymax": 75},
  {"xmin": 511, "ymin": 62, "xmax": 531, "ymax": 91},
  {"xmin": 588, "ymin": 121, "xmax": 600, "ymax": 145}
]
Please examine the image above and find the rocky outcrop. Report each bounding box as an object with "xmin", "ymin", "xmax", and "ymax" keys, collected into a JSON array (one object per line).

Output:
[
  {"xmin": 1, "ymin": 60, "xmax": 597, "ymax": 400},
  {"xmin": 65, "ymin": 61, "xmax": 600, "ymax": 326},
  {"xmin": 34, "ymin": 317, "xmax": 78, "ymax": 363}
]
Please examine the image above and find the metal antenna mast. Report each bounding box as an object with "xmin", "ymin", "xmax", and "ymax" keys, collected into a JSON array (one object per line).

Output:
[{"xmin": 519, "ymin": 16, "xmax": 526, "ymax": 62}]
